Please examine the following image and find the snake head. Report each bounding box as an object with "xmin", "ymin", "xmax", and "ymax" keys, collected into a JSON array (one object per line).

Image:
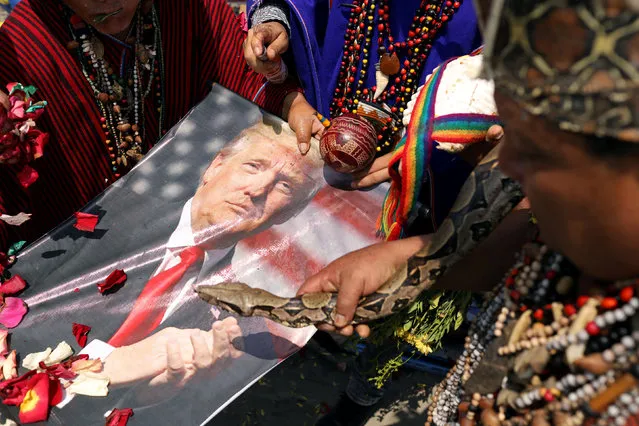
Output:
[{"xmin": 196, "ymin": 282, "xmax": 290, "ymax": 317}]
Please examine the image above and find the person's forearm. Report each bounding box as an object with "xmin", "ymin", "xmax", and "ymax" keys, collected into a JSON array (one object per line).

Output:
[{"xmin": 435, "ymin": 201, "xmax": 534, "ymax": 293}]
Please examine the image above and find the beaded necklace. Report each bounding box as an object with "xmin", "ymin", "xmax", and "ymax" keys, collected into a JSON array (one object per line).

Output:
[
  {"xmin": 65, "ymin": 5, "xmax": 165, "ymax": 178},
  {"xmin": 329, "ymin": 0, "xmax": 461, "ymax": 154},
  {"xmin": 426, "ymin": 241, "xmax": 639, "ymax": 426}
]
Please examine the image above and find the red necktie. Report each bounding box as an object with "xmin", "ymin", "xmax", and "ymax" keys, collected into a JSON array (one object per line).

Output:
[{"xmin": 108, "ymin": 246, "xmax": 204, "ymax": 347}]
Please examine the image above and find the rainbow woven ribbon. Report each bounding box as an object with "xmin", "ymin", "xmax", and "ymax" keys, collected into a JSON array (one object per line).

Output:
[{"xmin": 377, "ymin": 50, "xmax": 501, "ymax": 240}]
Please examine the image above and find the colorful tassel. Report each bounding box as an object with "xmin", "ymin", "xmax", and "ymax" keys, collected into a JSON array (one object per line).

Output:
[{"xmin": 377, "ymin": 48, "xmax": 500, "ymax": 240}]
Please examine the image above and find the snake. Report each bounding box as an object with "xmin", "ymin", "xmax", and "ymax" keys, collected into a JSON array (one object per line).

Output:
[{"xmin": 196, "ymin": 145, "xmax": 524, "ymax": 328}]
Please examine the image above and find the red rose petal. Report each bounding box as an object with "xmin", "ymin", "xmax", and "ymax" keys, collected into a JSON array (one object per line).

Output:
[
  {"xmin": 72, "ymin": 323, "xmax": 91, "ymax": 348},
  {"xmin": 105, "ymin": 408, "xmax": 134, "ymax": 426},
  {"xmin": 16, "ymin": 165, "xmax": 39, "ymax": 189},
  {"xmin": 0, "ymin": 275, "xmax": 27, "ymax": 296},
  {"xmin": 18, "ymin": 372, "xmax": 51, "ymax": 424},
  {"xmin": 73, "ymin": 212, "xmax": 99, "ymax": 232},
  {"xmin": 0, "ymin": 370, "xmax": 37, "ymax": 405},
  {"xmin": 97, "ymin": 270, "xmax": 127, "ymax": 294},
  {"xmin": 28, "ymin": 129, "xmax": 48, "ymax": 159},
  {"xmin": 39, "ymin": 361, "xmax": 76, "ymax": 381},
  {"xmin": 48, "ymin": 377, "xmax": 64, "ymax": 407}
]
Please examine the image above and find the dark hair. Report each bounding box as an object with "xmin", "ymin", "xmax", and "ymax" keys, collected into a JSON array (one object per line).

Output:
[{"xmin": 583, "ymin": 135, "xmax": 639, "ymax": 159}]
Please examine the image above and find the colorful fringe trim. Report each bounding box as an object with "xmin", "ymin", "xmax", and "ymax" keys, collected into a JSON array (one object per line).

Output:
[{"xmin": 377, "ymin": 48, "xmax": 501, "ymax": 240}]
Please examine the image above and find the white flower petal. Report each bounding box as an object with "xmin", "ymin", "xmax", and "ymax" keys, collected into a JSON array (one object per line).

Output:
[
  {"xmin": 66, "ymin": 372, "xmax": 110, "ymax": 397},
  {"xmin": 45, "ymin": 341, "xmax": 74, "ymax": 365},
  {"xmin": 22, "ymin": 347, "xmax": 52, "ymax": 370}
]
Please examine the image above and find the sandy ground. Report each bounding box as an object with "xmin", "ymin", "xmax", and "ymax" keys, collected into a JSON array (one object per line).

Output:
[{"xmin": 212, "ymin": 336, "xmax": 450, "ymax": 426}]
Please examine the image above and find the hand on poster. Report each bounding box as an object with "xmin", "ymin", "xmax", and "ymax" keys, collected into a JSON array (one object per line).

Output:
[
  {"xmin": 297, "ymin": 236, "xmax": 430, "ymax": 337},
  {"xmin": 102, "ymin": 317, "xmax": 243, "ymax": 405},
  {"xmin": 283, "ymin": 92, "xmax": 325, "ymax": 155},
  {"xmin": 351, "ymin": 153, "xmax": 394, "ymax": 189}
]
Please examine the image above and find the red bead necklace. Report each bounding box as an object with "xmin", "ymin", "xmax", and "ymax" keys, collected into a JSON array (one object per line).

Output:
[{"xmin": 329, "ymin": 0, "xmax": 461, "ymax": 153}]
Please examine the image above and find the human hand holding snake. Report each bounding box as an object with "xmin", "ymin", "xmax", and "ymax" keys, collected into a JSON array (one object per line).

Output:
[
  {"xmin": 297, "ymin": 235, "xmax": 431, "ymax": 337},
  {"xmin": 196, "ymin": 145, "xmax": 525, "ymax": 330}
]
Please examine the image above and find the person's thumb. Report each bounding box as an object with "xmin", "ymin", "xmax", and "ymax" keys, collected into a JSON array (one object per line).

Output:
[
  {"xmin": 295, "ymin": 119, "xmax": 311, "ymax": 155},
  {"xmin": 333, "ymin": 280, "xmax": 364, "ymax": 328}
]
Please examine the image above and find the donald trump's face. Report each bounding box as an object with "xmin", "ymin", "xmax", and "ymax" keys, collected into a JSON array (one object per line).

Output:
[{"xmin": 190, "ymin": 123, "xmax": 321, "ymax": 248}]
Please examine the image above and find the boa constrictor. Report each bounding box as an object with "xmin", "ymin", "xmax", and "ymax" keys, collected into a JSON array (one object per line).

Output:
[{"xmin": 196, "ymin": 146, "xmax": 524, "ymax": 328}]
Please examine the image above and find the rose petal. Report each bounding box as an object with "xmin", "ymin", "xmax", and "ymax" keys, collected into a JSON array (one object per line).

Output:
[
  {"xmin": 0, "ymin": 329, "xmax": 8, "ymax": 357},
  {"xmin": 18, "ymin": 372, "xmax": 51, "ymax": 424},
  {"xmin": 48, "ymin": 377, "xmax": 64, "ymax": 407},
  {"xmin": 0, "ymin": 213, "xmax": 31, "ymax": 226},
  {"xmin": 105, "ymin": 408, "xmax": 134, "ymax": 426},
  {"xmin": 2, "ymin": 350, "xmax": 17, "ymax": 380},
  {"xmin": 66, "ymin": 372, "xmax": 109, "ymax": 397},
  {"xmin": 27, "ymin": 130, "xmax": 48, "ymax": 159},
  {"xmin": 73, "ymin": 212, "xmax": 99, "ymax": 232},
  {"xmin": 16, "ymin": 165, "xmax": 38, "ymax": 189},
  {"xmin": 71, "ymin": 358, "xmax": 103, "ymax": 374},
  {"xmin": 39, "ymin": 362, "xmax": 76, "ymax": 381},
  {"xmin": 0, "ymin": 275, "xmax": 27, "ymax": 296},
  {"xmin": 8, "ymin": 100, "xmax": 25, "ymax": 120},
  {"xmin": 0, "ymin": 370, "xmax": 37, "ymax": 405},
  {"xmin": 44, "ymin": 341, "xmax": 74, "ymax": 366},
  {"xmin": 5, "ymin": 83, "xmax": 18, "ymax": 95},
  {"xmin": 22, "ymin": 347, "xmax": 52, "ymax": 371},
  {"xmin": 0, "ymin": 297, "xmax": 27, "ymax": 328},
  {"xmin": 71, "ymin": 323, "xmax": 91, "ymax": 348},
  {"xmin": 97, "ymin": 270, "xmax": 127, "ymax": 294}
]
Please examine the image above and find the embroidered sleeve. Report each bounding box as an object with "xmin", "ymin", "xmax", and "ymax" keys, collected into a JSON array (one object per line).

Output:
[{"xmin": 250, "ymin": 2, "xmax": 291, "ymax": 36}]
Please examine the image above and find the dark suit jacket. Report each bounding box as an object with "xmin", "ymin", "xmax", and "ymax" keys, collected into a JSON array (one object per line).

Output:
[{"xmin": 2, "ymin": 87, "xmax": 301, "ymax": 425}]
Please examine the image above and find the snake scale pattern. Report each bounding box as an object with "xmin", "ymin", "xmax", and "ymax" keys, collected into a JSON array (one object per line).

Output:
[{"xmin": 196, "ymin": 146, "xmax": 524, "ymax": 328}]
